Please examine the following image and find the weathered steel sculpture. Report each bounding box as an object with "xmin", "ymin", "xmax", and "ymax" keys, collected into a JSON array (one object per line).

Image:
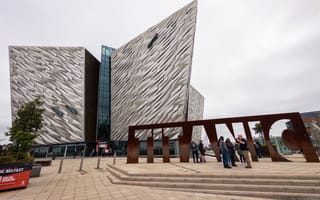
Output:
[{"xmin": 127, "ymin": 112, "xmax": 319, "ymax": 163}]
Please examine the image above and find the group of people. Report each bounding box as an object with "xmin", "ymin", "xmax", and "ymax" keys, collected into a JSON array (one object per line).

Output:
[
  {"xmin": 190, "ymin": 135, "xmax": 263, "ymax": 168},
  {"xmin": 218, "ymin": 134, "xmax": 252, "ymax": 169},
  {"xmin": 190, "ymin": 140, "xmax": 206, "ymax": 163}
]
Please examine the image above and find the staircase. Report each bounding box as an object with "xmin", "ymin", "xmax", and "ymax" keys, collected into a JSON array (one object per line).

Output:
[{"xmin": 106, "ymin": 164, "xmax": 320, "ymax": 200}]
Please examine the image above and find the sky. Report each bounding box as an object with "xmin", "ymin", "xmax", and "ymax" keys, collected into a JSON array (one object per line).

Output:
[{"xmin": 1, "ymin": 0, "xmax": 320, "ymax": 142}]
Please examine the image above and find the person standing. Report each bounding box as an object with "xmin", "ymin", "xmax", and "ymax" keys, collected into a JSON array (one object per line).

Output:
[
  {"xmin": 198, "ymin": 140, "xmax": 206, "ymax": 163},
  {"xmin": 73, "ymin": 147, "xmax": 77, "ymax": 159},
  {"xmin": 254, "ymin": 139, "xmax": 263, "ymax": 158},
  {"xmin": 236, "ymin": 134, "xmax": 252, "ymax": 168},
  {"xmin": 235, "ymin": 143, "xmax": 245, "ymax": 163},
  {"xmin": 226, "ymin": 138, "xmax": 237, "ymax": 167},
  {"xmin": 190, "ymin": 141, "xmax": 199, "ymax": 163},
  {"xmin": 218, "ymin": 136, "xmax": 231, "ymax": 168}
]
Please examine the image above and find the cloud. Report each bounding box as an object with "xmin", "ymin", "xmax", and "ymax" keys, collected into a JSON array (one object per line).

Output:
[
  {"xmin": 0, "ymin": 0, "xmax": 319, "ymax": 131},
  {"xmin": 191, "ymin": 0, "xmax": 320, "ymax": 119}
]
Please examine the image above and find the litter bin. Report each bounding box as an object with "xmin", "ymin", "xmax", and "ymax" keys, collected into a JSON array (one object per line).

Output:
[{"xmin": 30, "ymin": 164, "xmax": 42, "ymax": 177}]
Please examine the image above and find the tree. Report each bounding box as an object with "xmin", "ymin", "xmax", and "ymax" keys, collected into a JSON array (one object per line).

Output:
[
  {"xmin": 252, "ymin": 123, "xmax": 263, "ymax": 138},
  {"xmin": 9, "ymin": 98, "xmax": 44, "ymax": 153}
]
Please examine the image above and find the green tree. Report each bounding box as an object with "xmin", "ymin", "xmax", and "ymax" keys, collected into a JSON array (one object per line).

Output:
[
  {"xmin": 252, "ymin": 123, "xmax": 263, "ymax": 138},
  {"xmin": 9, "ymin": 98, "xmax": 44, "ymax": 153}
]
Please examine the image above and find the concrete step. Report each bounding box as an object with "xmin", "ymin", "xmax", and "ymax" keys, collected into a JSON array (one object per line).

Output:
[
  {"xmin": 108, "ymin": 174, "xmax": 320, "ymax": 194},
  {"xmin": 106, "ymin": 164, "xmax": 320, "ymax": 199},
  {"xmin": 107, "ymin": 164, "xmax": 320, "ymax": 180},
  {"xmin": 107, "ymin": 164, "xmax": 320, "ymax": 186},
  {"xmin": 106, "ymin": 165, "xmax": 320, "ymax": 187},
  {"xmin": 107, "ymin": 172, "xmax": 320, "ymax": 199}
]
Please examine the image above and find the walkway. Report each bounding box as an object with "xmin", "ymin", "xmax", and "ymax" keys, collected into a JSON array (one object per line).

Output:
[{"xmin": 1, "ymin": 155, "xmax": 319, "ymax": 200}]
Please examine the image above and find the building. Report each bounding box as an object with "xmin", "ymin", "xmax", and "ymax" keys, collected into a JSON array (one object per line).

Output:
[
  {"xmin": 285, "ymin": 111, "xmax": 320, "ymax": 154},
  {"xmin": 111, "ymin": 1, "xmax": 201, "ymax": 143},
  {"xmin": 300, "ymin": 111, "xmax": 320, "ymax": 153},
  {"xmin": 9, "ymin": 46, "xmax": 100, "ymax": 156},
  {"xmin": 255, "ymin": 137, "xmax": 293, "ymax": 155},
  {"xmin": 188, "ymin": 86, "xmax": 205, "ymax": 142},
  {"xmin": 96, "ymin": 46, "xmax": 114, "ymax": 143},
  {"xmin": 9, "ymin": 1, "xmax": 204, "ymax": 157}
]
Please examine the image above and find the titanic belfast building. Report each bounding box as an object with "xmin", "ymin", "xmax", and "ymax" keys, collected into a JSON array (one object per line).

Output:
[{"xmin": 9, "ymin": 1, "xmax": 204, "ymax": 156}]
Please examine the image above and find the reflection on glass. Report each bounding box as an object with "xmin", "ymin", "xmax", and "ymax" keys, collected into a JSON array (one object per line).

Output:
[{"xmin": 96, "ymin": 46, "xmax": 115, "ymax": 142}]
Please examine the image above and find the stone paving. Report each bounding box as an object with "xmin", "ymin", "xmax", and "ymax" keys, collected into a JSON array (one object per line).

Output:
[{"xmin": 0, "ymin": 155, "xmax": 319, "ymax": 200}]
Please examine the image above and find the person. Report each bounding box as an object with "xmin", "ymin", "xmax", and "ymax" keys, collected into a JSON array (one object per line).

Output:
[
  {"xmin": 198, "ymin": 140, "xmax": 206, "ymax": 163},
  {"xmin": 235, "ymin": 134, "xmax": 252, "ymax": 168},
  {"xmin": 225, "ymin": 138, "xmax": 237, "ymax": 167},
  {"xmin": 90, "ymin": 149, "xmax": 96, "ymax": 157},
  {"xmin": 73, "ymin": 148, "xmax": 77, "ymax": 159},
  {"xmin": 254, "ymin": 139, "xmax": 263, "ymax": 158},
  {"xmin": 190, "ymin": 141, "xmax": 199, "ymax": 163},
  {"xmin": 218, "ymin": 136, "xmax": 231, "ymax": 168},
  {"xmin": 235, "ymin": 143, "xmax": 245, "ymax": 163},
  {"xmin": 108, "ymin": 147, "xmax": 113, "ymax": 156}
]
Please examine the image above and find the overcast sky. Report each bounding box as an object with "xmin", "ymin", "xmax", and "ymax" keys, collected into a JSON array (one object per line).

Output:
[{"xmin": 1, "ymin": 0, "xmax": 320, "ymax": 141}]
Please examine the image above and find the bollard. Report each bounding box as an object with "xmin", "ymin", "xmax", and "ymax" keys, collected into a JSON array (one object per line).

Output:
[
  {"xmin": 58, "ymin": 159, "xmax": 64, "ymax": 174},
  {"xmin": 79, "ymin": 157, "xmax": 84, "ymax": 171},
  {"xmin": 113, "ymin": 152, "xmax": 117, "ymax": 165},
  {"xmin": 96, "ymin": 156, "xmax": 101, "ymax": 169}
]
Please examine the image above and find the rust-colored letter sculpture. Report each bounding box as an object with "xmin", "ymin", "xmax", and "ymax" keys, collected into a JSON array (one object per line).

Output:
[{"xmin": 127, "ymin": 112, "xmax": 319, "ymax": 163}]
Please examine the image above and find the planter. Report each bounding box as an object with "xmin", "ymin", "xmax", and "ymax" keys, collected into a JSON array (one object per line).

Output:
[{"xmin": 0, "ymin": 162, "xmax": 32, "ymax": 191}]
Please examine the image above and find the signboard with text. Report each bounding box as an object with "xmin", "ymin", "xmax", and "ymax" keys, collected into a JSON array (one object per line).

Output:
[{"xmin": 0, "ymin": 162, "xmax": 32, "ymax": 191}]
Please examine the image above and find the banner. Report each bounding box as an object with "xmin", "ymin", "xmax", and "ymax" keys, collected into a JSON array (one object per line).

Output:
[{"xmin": 0, "ymin": 162, "xmax": 32, "ymax": 191}]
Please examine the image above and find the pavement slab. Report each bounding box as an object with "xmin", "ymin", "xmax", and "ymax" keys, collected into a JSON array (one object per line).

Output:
[{"xmin": 0, "ymin": 155, "xmax": 319, "ymax": 200}]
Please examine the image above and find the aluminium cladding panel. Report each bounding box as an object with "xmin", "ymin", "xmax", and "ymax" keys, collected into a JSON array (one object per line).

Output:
[
  {"xmin": 9, "ymin": 46, "xmax": 86, "ymax": 145},
  {"xmin": 188, "ymin": 85, "xmax": 204, "ymax": 142},
  {"xmin": 111, "ymin": 1, "xmax": 197, "ymax": 141}
]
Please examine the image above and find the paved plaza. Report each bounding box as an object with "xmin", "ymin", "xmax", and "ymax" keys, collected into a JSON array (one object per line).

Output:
[{"xmin": 1, "ymin": 155, "xmax": 319, "ymax": 200}]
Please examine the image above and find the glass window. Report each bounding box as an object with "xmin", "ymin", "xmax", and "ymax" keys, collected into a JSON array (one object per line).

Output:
[{"xmin": 96, "ymin": 46, "xmax": 114, "ymax": 142}]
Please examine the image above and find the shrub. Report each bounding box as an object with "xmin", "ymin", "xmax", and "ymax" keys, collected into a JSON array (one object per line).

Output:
[
  {"xmin": 0, "ymin": 152, "xmax": 34, "ymax": 164},
  {"xmin": 0, "ymin": 99, "xmax": 43, "ymax": 164},
  {"xmin": 0, "ymin": 156, "xmax": 14, "ymax": 164}
]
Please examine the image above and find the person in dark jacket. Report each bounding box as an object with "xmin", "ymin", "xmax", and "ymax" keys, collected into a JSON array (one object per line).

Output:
[
  {"xmin": 190, "ymin": 141, "xmax": 199, "ymax": 163},
  {"xmin": 254, "ymin": 139, "xmax": 263, "ymax": 158},
  {"xmin": 198, "ymin": 140, "xmax": 206, "ymax": 163},
  {"xmin": 226, "ymin": 138, "xmax": 237, "ymax": 167},
  {"xmin": 235, "ymin": 143, "xmax": 245, "ymax": 163},
  {"xmin": 235, "ymin": 134, "xmax": 252, "ymax": 168}
]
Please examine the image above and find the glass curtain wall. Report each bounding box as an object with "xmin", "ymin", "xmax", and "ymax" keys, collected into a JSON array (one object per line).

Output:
[{"xmin": 96, "ymin": 46, "xmax": 114, "ymax": 143}]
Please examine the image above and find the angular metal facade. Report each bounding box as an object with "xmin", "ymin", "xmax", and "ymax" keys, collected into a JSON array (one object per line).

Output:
[
  {"xmin": 9, "ymin": 46, "xmax": 100, "ymax": 145},
  {"xmin": 111, "ymin": 1, "xmax": 198, "ymax": 141},
  {"xmin": 188, "ymin": 85, "xmax": 205, "ymax": 142}
]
